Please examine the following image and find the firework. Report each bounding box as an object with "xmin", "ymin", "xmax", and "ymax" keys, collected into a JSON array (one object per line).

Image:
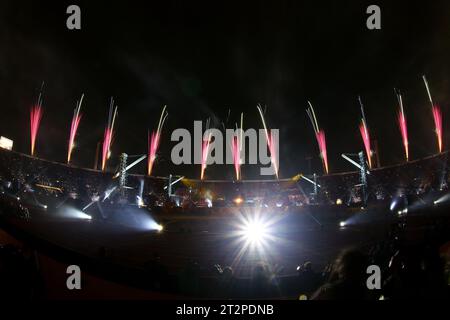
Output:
[
  {"xmin": 148, "ymin": 105, "xmax": 168, "ymax": 176},
  {"xmin": 239, "ymin": 112, "xmax": 244, "ymax": 152},
  {"xmin": 200, "ymin": 118, "xmax": 212, "ymax": 180},
  {"xmin": 423, "ymin": 75, "xmax": 443, "ymax": 153},
  {"xmin": 358, "ymin": 96, "xmax": 372, "ymax": 169},
  {"xmin": 433, "ymin": 106, "xmax": 443, "ymax": 153},
  {"xmin": 395, "ymin": 90, "xmax": 409, "ymax": 161},
  {"xmin": 306, "ymin": 102, "xmax": 329, "ymax": 174},
  {"xmin": 101, "ymin": 98, "xmax": 118, "ymax": 171},
  {"xmin": 232, "ymin": 136, "xmax": 241, "ymax": 180},
  {"xmin": 231, "ymin": 113, "xmax": 244, "ymax": 181},
  {"xmin": 67, "ymin": 94, "xmax": 84, "ymax": 164},
  {"xmin": 30, "ymin": 90, "xmax": 44, "ymax": 156},
  {"xmin": 257, "ymin": 105, "xmax": 279, "ymax": 178}
]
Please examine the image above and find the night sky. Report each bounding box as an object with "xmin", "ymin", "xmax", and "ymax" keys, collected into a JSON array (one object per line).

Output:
[{"xmin": 1, "ymin": 0, "xmax": 450, "ymax": 179}]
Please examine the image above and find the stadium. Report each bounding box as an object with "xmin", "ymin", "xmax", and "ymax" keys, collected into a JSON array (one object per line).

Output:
[{"xmin": 1, "ymin": 132, "xmax": 450, "ymax": 299}]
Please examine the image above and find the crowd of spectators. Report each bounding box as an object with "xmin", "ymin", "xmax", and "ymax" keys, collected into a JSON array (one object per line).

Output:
[{"xmin": 1, "ymin": 148, "xmax": 449, "ymax": 211}]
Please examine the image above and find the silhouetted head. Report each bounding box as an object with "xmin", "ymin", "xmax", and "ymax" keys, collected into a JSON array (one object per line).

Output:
[
  {"xmin": 303, "ymin": 261, "xmax": 312, "ymax": 272},
  {"xmin": 252, "ymin": 263, "xmax": 269, "ymax": 281},
  {"xmin": 334, "ymin": 249, "xmax": 368, "ymax": 282},
  {"xmin": 222, "ymin": 266, "xmax": 233, "ymax": 279}
]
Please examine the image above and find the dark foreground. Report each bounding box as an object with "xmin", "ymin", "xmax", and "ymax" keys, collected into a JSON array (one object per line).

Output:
[{"xmin": 0, "ymin": 196, "xmax": 449, "ymax": 299}]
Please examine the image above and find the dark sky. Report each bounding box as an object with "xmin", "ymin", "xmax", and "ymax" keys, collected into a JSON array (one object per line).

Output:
[{"xmin": 1, "ymin": 0, "xmax": 450, "ymax": 179}]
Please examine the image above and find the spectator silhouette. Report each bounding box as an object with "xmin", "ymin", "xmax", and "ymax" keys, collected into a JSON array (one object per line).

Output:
[
  {"xmin": 297, "ymin": 261, "xmax": 321, "ymax": 296},
  {"xmin": 250, "ymin": 262, "xmax": 276, "ymax": 298},
  {"xmin": 311, "ymin": 249, "xmax": 373, "ymax": 300}
]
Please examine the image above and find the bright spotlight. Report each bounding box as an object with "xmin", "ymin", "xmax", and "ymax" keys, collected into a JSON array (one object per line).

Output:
[
  {"xmin": 390, "ymin": 199, "xmax": 397, "ymax": 211},
  {"xmin": 339, "ymin": 221, "xmax": 346, "ymax": 228},
  {"xmin": 61, "ymin": 206, "xmax": 92, "ymax": 220},
  {"xmin": 234, "ymin": 196, "xmax": 243, "ymax": 205},
  {"xmin": 433, "ymin": 194, "xmax": 450, "ymax": 206},
  {"xmin": 139, "ymin": 216, "xmax": 164, "ymax": 232},
  {"xmin": 136, "ymin": 196, "xmax": 144, "ymax": 207},
  {"xmin": 71, "ymin": 211, "xmax": 92, "ymax": 220},
  {"xmin": 233, "ymin": 210, "xmax": 281, "ymax": 254},
  {"xmin": 243, "ymin": 220, "xmax": 268, "ymax": 244}
]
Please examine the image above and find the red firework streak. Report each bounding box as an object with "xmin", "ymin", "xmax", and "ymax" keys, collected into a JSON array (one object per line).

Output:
[
  {"xmin": 67, "ymin": 94, "xmax": 84, "ymax": 164},
  {"xmin": 257, "ymin": 105, "xmax": 279, "ymax": 178},
  {"xmin": 433, "ymin": 106, "xmax": 443, "ymax": 153},
  {"xmin": 359, "ymin": 121, "xmax": 372, "ymax": 169},
  {"xmin": 232, "ymin": 136, "xmax": 241, "ymax": 181},
  {"xmin": 101, "ymin": 99, "xmax": 117, "ymax": 171},
  {"xmin": 30, "ymin": 104, "xmax": 43, "ymax": 156},
  {"xmin": 147, "ymin": 106, "xmax": 168, "ymax": 176},
  {"xmin": 396, "ymin": 91, "xmax": 409, "ymax": 161},
  {"xmin": 231, "ymin": 113, "xmax": 244, "ymax": 181},
  {"xmin": 316, "ymin": 130, "xmax": 329, "ymax": 174},
  {"xmin": 306, "ymin": 102, "xmax": 329, "ymax": 174},
  {"xmin": 423, "ymin": 75, "xmax": 443, "ymax": 153},
  {"xmin": 358, "ymin": 96, "xmax": 372, "ymax": 169},
  {"xmin": 267, "ymin": 131, "xmax": 279, "ymax": 176},
  {"xmin": 102, "ymin": 128, "xmax": 113, "ymax": 171},
  {"xmin": 200, "ymin": 132, "xmax": 212, "ymax": 180},
  {"xmin": 147, "ymin": 131, "xmax": 159, "ymax": 176}
]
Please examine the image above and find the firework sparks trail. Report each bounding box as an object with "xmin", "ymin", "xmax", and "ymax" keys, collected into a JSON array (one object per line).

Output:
[
  {"xmin": 395, "ymin": 90, "xmax": 409, "ymax": 161},
  {"xmin": 101, "ymin": 98, "xmax": 118, "ymax": 171},
  {"xmin": 200, "ymin": 119, "xmax": 212, "ymax": 180},
  {"xmin": 30, "ymin": 105, "xmax": 43, "ymax": 156},
  {"xmin": 422, "ymin": 75, "xmax": 434, "ymax": 106},
  {"xmin": 423, "ymin": 75, "xmax": 443, "ymax": 153},
  {"xmin": 30, "ymin": 89, "xmax": 44, "ymax": 156},
  {"xmin": 232, "ymin": 135, "xmax": 241, "ymax": 181},
  {"xmin": 148, "ymin": 106, "xmax": 168, "ymax": 176},
  {"xmin": 239, "ymin": 112, "xmax": 244, "ymax": 152},
  {"xmin": 102, "ymin": 128, "xmax": 112, "ymax": 171},
  {"xmin": 306, "ymin": 102, "xmax": 329, "ymax": 174},
  {"xmin": 67, "ymin": 94, "xmax": 84, "ymax": 164},
  {"xmin": 268, "ymin": 131, "xmax": 278, "ymax": 176},
  {"xmin": 359, "ymin": 123, "xmax": 372, "ymax": 169},
  {"xmin": 433, "ymin": 106, "xmax": 443, "ymax": 153},
  {"xmin": 358, "ymin": 96, "xmax": 372, "ymax": 169},
  {"xmin": 257, "ymin": 105, "xmax": 279, "ymax": 178},
  {"xmin": 230, "ymin": 113, "xmax": 244, "ymax": 181}
]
